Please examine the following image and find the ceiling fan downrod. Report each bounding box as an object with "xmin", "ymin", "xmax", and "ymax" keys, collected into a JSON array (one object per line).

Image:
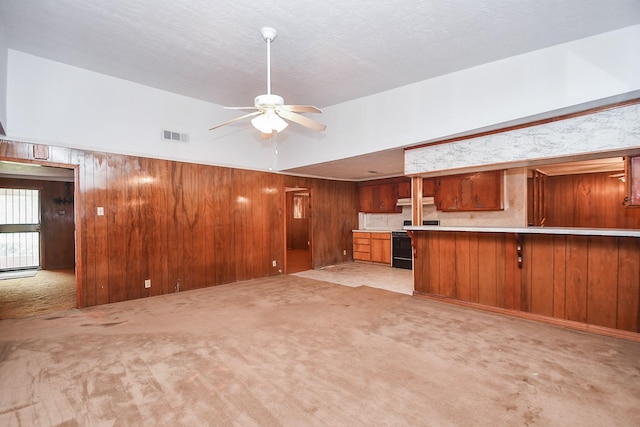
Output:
[{"xmin": 261, "ymin": 27, "xmax": 277, "ymax": 96}]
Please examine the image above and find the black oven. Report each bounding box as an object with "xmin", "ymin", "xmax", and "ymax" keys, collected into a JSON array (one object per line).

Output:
[
  {"xmin": 392, "ymin": 231, "xmax": 412, "ymax": 269},
  {"xmin": 392, "ymin": 220, "xmax": 439, "ymax": 269}
]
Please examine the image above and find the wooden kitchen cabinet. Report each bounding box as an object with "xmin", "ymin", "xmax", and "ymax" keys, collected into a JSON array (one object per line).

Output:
[
  {"xmin": 423, "ymin": 178, "xmax": 436, "ymax": 196},
  {"xmin": 358, "ymin": 182, "xmax": 401, "ymax": 213},
  {"xmin": 370, "ymin": 233, "xmax": 391, "ymax": 264},
  {"xmin": 397, "ymin": 181, "xmax": 411, "ymax": 199},
  {"xmin": 435, "ymin": 170, "xmax": 504, "ymax": 211},
  {"xmin": 353, "ymin": 231, "xmax": 372, "ymax": 261},
  {"xmin": 353, "ymin": 231, "xmax": 391, "ymax": 264}
]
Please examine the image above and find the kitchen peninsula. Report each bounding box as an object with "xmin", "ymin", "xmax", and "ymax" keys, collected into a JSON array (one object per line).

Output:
[
  {"xmin": 402, "ymin": 100, "xmax": 640, "ymax": 339},
  {"xmin": 406, "ymin": 225, "xmax": 640, "ymax": 338}
]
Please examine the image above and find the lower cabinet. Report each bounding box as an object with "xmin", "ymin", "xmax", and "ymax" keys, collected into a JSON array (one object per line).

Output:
[
  {"xmin": 353, "ymin": 232, "xmax": 372, "ymax": 261},
  {"xmin": 353, "ymin": 231, "xmax": 391, "ymax": 264}
]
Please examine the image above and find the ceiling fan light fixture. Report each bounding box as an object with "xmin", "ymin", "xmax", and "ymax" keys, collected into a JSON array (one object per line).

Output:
[
  {"xmin": 208, "ymin": 27, "xmax": 324, "ymax": 134},
  {"xmin": 251, "ymin": 110, "xmax": 288, "ymax": 134}
]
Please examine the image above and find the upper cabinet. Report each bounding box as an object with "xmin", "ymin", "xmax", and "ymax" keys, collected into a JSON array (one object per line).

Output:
[
  {"xmin": 358, "ymin": 177, "xmax": 410, "ymax": 213},
  {"xmin": 358, "ymin": 182, "xmax": 401, "ymax": 213},
  {"xmin": 435, "ymin": 170, "xmax": 504, "ymax": 212},
  {"xmin": 625, "ymin": 156, "xmax": 640, "ymax": 207},
  {"xmin": 358, "ymin": 173, "xmax": 503, "ymax": 213},
  {"xmin": 397, "ymin": 181, "xmax": 411, "ymax": 199},
  {"xmin": 423, "ymin": 178, "xmax": 436, "ymax": 197}
]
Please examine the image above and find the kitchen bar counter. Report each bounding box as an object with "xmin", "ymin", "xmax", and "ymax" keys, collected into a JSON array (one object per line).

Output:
[
  {"xmin": 405, "ymin": 225, "xmax": 640, "ymax": 238},
  {"xmin": 410, "ymin": 226, "xmax": 640, "ymax": 339},
  {"xmin": 352, "ymin": 229, "xmax": 397, "ymax": 233}
]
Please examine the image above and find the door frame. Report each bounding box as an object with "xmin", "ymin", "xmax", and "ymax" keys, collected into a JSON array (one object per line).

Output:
[
  {"xmin": 283, "ymin": 186, "xmax": 312, "ymax": 273},
  {"xmin": 0, "ymin": 156, "xmax": 81, "ymax": 308}
]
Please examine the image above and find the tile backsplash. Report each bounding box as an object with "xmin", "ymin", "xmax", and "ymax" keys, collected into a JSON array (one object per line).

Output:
[{"xmin": 358, "ymin": 208, "xmax": 411, "ymax": 230}]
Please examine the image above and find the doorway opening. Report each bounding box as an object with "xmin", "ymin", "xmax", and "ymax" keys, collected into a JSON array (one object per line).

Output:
[
  {"xmin": 285, "ymin": 187, "xmax": 312, "ymax": 273},
  {"xmin": 0, "ymin": 160, "xmax": 77, "ymax": 319},
  {"xmin": 0, "ymin": 188, "xmax": 41, "ymax": 271}
]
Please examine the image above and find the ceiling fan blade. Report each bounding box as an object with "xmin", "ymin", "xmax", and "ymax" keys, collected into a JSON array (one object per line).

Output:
[
  {"xmin": 281, "ymin": 105, "xmax": 322, "ymax": 114},
  {"xmin": 276, "ymin": 108, "xmax": 326, "ymax": 131},
  {"xmin": 209, "ymin": 111, "xmax": 262, "ymax": 131}
]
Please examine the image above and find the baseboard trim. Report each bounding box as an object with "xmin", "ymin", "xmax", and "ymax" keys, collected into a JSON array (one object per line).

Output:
[{"xmin": 413, "ymin": 292, "xmax": 640, "ymax": 343}]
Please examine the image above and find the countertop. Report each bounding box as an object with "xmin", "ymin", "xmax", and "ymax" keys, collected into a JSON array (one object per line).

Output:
[
  {"xmin": 352, "ymin": 229, "xmax": 396, "ymax": 233},
  {"xmin": 404, "ymin": 226, "xmax": 640, "ymax": 238}
]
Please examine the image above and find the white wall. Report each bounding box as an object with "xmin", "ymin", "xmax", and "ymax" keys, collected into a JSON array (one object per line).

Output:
[
  {"xmin": 277, "ymin": 25, "xmax": 640, "ymax": 170},
  {"xmin": 6, "ymin": 50, "xmax": 281, "ymax": 171},
  {"xmin": 0, "ymin": 19, "xmax": 7, "ymax": 135}
]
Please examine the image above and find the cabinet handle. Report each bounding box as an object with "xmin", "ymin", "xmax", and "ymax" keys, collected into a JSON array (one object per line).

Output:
[{"xmin": 516, "ymin": 234, "xmax": 523, "ymax": 269}]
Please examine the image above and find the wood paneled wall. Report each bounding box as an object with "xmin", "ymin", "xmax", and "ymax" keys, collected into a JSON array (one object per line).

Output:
[
  {"xmin": 1, "ymin": 140, "xmax": 358, "ymax": 308},
  {"xmin": 544, "ymin": 171, "xmax": 640, "ymax": 229},
  {"xmin": 413, "ymin": 231, "xmax": 640, "ymax": 333},
  {"xmin": 0, "ymin": 178, "xmax": 75, "ymax": 269},
  {"xmin": 413, "ymin": 231, "xmax": 521, "ymax": 310},
  {"xmin": 522, "ymin": 234, "xmax": 640, "ymax": 332}
]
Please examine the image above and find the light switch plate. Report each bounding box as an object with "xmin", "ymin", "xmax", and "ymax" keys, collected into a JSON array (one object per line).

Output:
[{"xmin": 97, "ymin": 206, "xmax": 104, "ymax": 216}]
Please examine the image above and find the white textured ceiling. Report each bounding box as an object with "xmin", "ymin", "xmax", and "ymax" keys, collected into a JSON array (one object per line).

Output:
[
  {"xmin": 1, "ymin": 0, "xmax": 639, "ymax": 179},
  {"xmin": 2, "ymin": 0, "xmax": 639, "ymax": 109}
]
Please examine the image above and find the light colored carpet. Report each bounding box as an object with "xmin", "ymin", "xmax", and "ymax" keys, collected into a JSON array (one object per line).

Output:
[
  {"xmin": 0, "ymin": 269, "xmax": 76, "ymax": 320},
  {"xmin": 1, "ymin": 275, "xmax": 639, "ymax": 426}
]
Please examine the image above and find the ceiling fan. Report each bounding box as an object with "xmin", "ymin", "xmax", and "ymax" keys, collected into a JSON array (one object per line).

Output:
[{"xmin": 209, "ymin": 27, "xmax": 326, "ymax": 135}]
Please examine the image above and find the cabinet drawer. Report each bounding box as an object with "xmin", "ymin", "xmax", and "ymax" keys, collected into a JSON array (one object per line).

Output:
[
  {"xmin": 354, "ymin": 251, "xmax": 372, "ymax": 261},
  {"xmin": 354, "ymin": 243, "xmax": 371, "ymax": 252},
  {"xmin": 370, "ymin": 233, "xmax": 391, "ymax": 241}
]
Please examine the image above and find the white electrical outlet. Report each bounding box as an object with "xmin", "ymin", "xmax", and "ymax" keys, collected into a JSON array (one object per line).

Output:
[
  {"xmin": 343, "ymin": 249, "xmax": 347, "ymax": 255},
  {"xmin": 144, "ymin": 279, "xmax": 151, "ymax": 288},
  {"xmin": 97, "ymin": 206, "xmax": 104, "ymax": 216},
  {"xmin": 272, "ymin": 260, "xmax": 277, "ymax": 267}
]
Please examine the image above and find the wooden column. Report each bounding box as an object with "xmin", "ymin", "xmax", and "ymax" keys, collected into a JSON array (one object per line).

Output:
[{"xmin": 411, "ymin": 176, "xmax": 423, "ymax": 225}]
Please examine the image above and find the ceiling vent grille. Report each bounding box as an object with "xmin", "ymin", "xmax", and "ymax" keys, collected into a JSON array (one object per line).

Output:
[{"xmin": 162, "ymin": 129, "xmax": 189, "ymax": 143}]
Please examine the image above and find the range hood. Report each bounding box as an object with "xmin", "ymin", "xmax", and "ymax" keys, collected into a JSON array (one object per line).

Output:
[{"xmin": 396, "ymin": 197, "xmax": 435, "ymax": 206}]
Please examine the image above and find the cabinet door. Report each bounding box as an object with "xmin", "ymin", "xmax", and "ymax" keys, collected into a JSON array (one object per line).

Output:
[
  {"xmin": 397, "ymin": 181, "xmax": 411, "ymax": 199},
  {"xmin": 376, "ymin": 183, "xmax": 399, "ymax": 213},
  {"xmin": 435, "ymin": 176, "xmax": 462, "ymax": 211},
  {"xmin": 423, "ymin": 178, "xmax": 436, "ymax": 197},
  {"xmin": 358, "ymin": 186, "xmax": 373, "ymax": 212},
  {"xmin": 358, "ymin": 183, "xmax": 401, "ymax": 213},
  {"xmin": 370, "ymin": 234, "xmax": 391, "ymax": 264},
  {"xmin": 435, "ymin": 171, "xmax": 503, "ymax": 211},
  {"xmin": 468, "ymin": 171, "xmax": 503, "ymax": 210}
]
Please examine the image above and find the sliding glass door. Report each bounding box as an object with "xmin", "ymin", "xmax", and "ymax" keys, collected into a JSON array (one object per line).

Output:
[{"xmin": 0, "ymin": 189, "xmax": 41, "ymax": 271}]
